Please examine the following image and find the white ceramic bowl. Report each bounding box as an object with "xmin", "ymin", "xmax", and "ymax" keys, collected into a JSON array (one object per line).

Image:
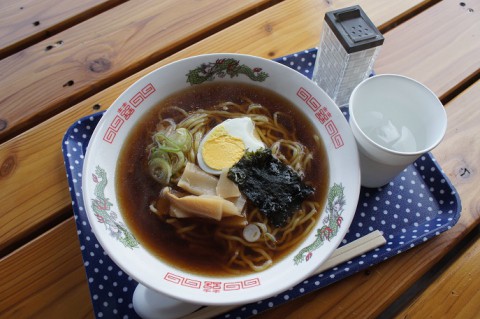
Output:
[{"xmin": 82, "ymin": 53, "xmax": 360, "ymax": 306}]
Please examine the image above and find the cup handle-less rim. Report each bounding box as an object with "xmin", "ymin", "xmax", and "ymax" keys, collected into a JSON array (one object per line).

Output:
[{"xmin": 348, "ymin": 74, "xmax": 447, "ymax": 156}]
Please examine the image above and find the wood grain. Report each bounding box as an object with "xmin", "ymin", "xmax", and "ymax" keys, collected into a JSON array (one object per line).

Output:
[
  {"xmin": 254, "ymin": 79, "xmax": 480, "ymax": 318},
  {"xmin": 375, "ymin": 0, "xmax": 480, "ymax": 99},
  {"xmin": 0, "ymin": 0, "xmax": 275, "ymax": 142},
  {"xmin": 0, "ymin": 218, "xmax": 93, "ymax": 318},
  {"xmin": 0, "ymin": 0, "xmax": 429, "ymax": 254},
  {"xmin": 395, "ymin": 233, "xmax": 480, "ymax": 318},
  {"xmin": 0, "ymin": 0, "xmax": 126, "ymax": 59}
]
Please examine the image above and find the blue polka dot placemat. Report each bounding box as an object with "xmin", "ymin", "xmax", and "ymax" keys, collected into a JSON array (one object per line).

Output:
[{"xmin": 62, "ymin": 49, "xmax": 461, "ymax": 319}]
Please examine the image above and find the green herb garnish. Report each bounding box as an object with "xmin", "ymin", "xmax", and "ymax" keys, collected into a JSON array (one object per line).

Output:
[{"xmin": 148, "ymin": 127, "xmax": 192, "ymax": 184}]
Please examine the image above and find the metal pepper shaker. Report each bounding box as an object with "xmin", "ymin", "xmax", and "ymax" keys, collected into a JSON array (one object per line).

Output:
[{"xmin": 312, "ymin": 5, "xmax": 384, "ymax": 107}]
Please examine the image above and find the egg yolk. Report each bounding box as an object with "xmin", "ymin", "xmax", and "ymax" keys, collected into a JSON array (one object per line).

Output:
[{"xmin": 201, "ymin": 126, "xmax": 245, "ymax": 170}]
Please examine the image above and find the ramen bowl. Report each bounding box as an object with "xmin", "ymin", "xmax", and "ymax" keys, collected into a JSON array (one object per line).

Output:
[{"xmin": 82, "ymin": 53, "xmax": 361, "ymax": 311}]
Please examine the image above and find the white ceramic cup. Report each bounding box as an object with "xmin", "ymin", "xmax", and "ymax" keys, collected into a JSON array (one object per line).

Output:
[{"xmin": 348, "ymin": 74, "xmax": 447, "ymax": 188}]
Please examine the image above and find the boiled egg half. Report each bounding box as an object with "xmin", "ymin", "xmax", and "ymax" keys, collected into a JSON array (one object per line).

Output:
[{"xmin": 197, "ymin": 117, "xmax": 264, "ymax": 175}]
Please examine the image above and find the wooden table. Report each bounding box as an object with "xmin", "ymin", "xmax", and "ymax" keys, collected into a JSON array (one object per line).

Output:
[{"xmin": 1, "ymin": 0, "xmax": 479, "ymax": 317}]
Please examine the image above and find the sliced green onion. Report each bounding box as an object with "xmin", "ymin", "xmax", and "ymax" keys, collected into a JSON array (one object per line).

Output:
[
  {"xmin": 148, "ymin": 158, "xmax": 172, "ymax": 185},
  {"xmin": 154, "ymin": 132, "xmax": 179, "ymax": 149},
  {"xmin": 243, "ymin": 224, "xmax": 261, "ymax": 242},
  {"xmin": 169, "ymin": 151, "xmax": 186, "ymax": 174},
  {"xmin": 168, "ymin": 128, "xmax": 192, "ymax": 152},
  {"xmin": 154, "ymin": 128, "xmax": 192, "ymax": 152},
  {"xmin": 156, "ymin": 144, "xmax": 181, "ymax": 153},
  {"xmin": 148, "ymin": 127, "xmax": 193, "ymax": 184},
  {"xmin": 150, "ymin": 147, "xmax": 170, "ymax": 160}
]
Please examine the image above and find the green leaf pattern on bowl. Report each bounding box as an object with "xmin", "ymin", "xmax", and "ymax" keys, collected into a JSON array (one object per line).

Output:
[
  {"xmin": 294, "ymin": 183, "xmax": 346, "ymax": 265},
  {"xmin": 90, "ymin": 166, "xmax": 139, "ymax": 249},
  {"xmin": 186, "ymin": 58, "xmax": 269, "ymax": 85}
]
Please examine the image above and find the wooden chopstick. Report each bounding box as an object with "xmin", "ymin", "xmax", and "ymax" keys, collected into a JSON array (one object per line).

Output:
[
  {"xmin": 182, "ymin": 230, "xmax": 386, "ymax": 319},
  {"xmin": 315, "ymin": 229, "xmax": 386, "ymax": 274}
]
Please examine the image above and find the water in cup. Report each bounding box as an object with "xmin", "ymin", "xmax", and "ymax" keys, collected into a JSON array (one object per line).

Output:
[{"xmin": 362, "ymin": 111, "xmax": 418, "ymax": 153}]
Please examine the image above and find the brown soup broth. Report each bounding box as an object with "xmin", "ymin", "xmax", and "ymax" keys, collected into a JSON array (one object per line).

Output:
[{"xmin": 116, "ymin": 82, "xmax": 329, "ymax": 276}]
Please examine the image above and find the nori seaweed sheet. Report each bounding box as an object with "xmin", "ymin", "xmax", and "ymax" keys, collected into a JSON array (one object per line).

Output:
[{"xmin": 228, "ymin": 149, "xmax": 315, "ymax": 227}]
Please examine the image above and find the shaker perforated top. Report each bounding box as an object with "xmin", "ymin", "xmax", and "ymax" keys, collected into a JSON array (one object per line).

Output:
[{"xmin": 324, "ymin": 5, "xmax": 384, "ymax": 53}]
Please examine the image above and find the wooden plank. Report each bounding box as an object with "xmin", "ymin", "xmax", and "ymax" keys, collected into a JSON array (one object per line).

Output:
[
  {"xmin": 0, "ymin": 0, "xmax": 429, "ymax": 254},
  {"xmin": 255, "ymin": 79, "xmax": 480, "ymax": 318},
  {"xmin": 0, "ymin": 218, "xmax": 93, "ymax": 318},
  {"xmin": 395, "ymin": 235, "xmax": 480, "ymax": 318},
  {"xmin": 374, "ymin": 0, "xmax": 480, "ymax": 100},
  {"xmin": 0, "ymin": 0, "xmax": 126, "ymax": 59},
  {"xmin": 0, "ymin": 0, "xmax": 276, "ymax": 143}
]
